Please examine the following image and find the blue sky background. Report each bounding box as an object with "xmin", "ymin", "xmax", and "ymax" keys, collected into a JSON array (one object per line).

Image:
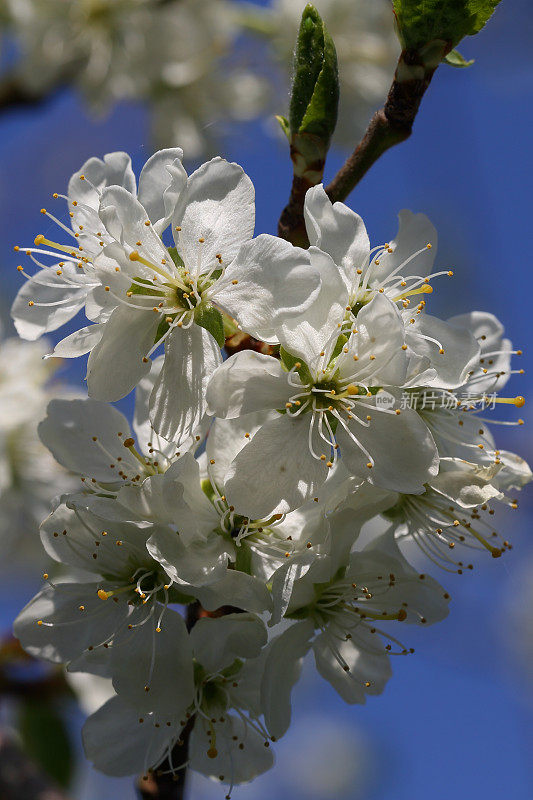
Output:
[{"xmin": 0, "ymin": 1, "xmax": 531, "ymax": 799}]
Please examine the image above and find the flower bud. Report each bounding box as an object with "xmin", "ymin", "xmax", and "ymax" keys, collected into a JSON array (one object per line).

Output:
[{"xmin": 288, "ymin": 4, "xmax": 339, "ymax": 181}]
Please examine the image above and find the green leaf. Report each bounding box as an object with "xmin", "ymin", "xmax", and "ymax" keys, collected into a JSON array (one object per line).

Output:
[
  {"xmin": 18, "ymin": 699, "xmax": 74, "ymax": 788},
  {"xmin": 276, "ymin": 115, "xmax": 291, "ymax": 141},
  {"xmin": 289, "ymin": 4, "xmax": 339, "ymax": 145},
  {"xmin": 443, "ymin": 48, "xmax": 475, "ymax": 66},
  {"xmin": 393, "ymin": 0, "xmax": 502, "ymax": 52},
  {"xmin": 194, "ymin": 303, "xmax": 225, "ymax": 348}
]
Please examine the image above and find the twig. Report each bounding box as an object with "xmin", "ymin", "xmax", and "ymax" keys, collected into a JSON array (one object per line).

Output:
[
  {"xmin": 0, "ymin": 730, "xmax": 70, "ymax": 800},
  {"xmin": 0, "ymin": 75, "xmax": 56, "ymax": 114},
  {"xmin": 136, "ymin": 603, "xmax": 201, "ymax": 800},
  {"xmin": 325, "ymin": 50, "xmax": 439, "ymax": 204}
]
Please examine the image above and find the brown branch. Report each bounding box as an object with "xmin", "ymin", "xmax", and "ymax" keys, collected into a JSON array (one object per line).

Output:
[
  {"xmin": 325, "ymin": 50, "xmax": 441, "ymax": 204},
  {"xmin": 0, "ymin": 730, "xmax": 70, "ymax": 800},
  {"xmin": 136, "ymin": 602, "xmax": 206, "ymax": 800},
  {"xmin": 278, "ymin": 132, "xmax": 328, "ymax": 247}
]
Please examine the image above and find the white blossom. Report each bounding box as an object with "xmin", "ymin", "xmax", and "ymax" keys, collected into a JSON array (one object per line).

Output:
[
  {"xmin": 0, "ymin": 327, "xmax": 76, "ymax": 555},
  {"xmin": 207, "ymin": 287, "xmax": 439, "ymax": 518}
]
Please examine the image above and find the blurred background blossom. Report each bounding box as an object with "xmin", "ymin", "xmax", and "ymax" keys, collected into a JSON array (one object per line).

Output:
[{"xmin": 0, "ymin": 1, "xmax": 531, "ymax": 799}]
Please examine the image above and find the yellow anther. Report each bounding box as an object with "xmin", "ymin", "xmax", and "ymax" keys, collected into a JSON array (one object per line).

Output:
[
  {"xmin": 98, "ymin": 589, "xmax": 112, "ymax": 600},
  {"xmin": 426, "ymin": 243, "xmax": 432, "ymax": 249},
  {"xmin": 345, "ymin": 384, "xmax": 359, "ymax": 395},
  {"xmin": 28, "ymin": 301, "xmax": 34, "ymax": 306}
]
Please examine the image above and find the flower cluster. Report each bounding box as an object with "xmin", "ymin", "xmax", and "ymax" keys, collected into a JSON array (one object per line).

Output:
[
  {"xmin": 0, "ymin": 322, "xmax": 76, "ymax": 558},
  {"xmin": 2, "ymin": 0, "xmax": 267, "ymax": 156},
  {"xmin": 1, "ymin": 0, "xmax": 399, "ymax": 155},
  {"xmin": 12, "ymin": 150, "xmax": 530, "ymax": 791}
]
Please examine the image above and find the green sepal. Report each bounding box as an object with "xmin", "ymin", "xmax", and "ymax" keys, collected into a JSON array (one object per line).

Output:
[
  {"xmin": 221, "ymin": 658, "xmax": 244, "ymax": 679},
  {"xmin": 393, "ymin": 0, "xmax": 502, "ymax": 53},
  {"xmin": 18, "ymin": 699, "xmax": 74, "ymax": 788},
  {"xmin": 222, "ymin": 310, "xmax": 240, "ymax": 339},
  {"xmin": 167, "ymin": 246, "xmax": 184, "ymax": 269},
  {"xmin": 280, "ymin": 346, "xmax": 313, "ymax": 385},
  {"xmin": 444, "ymin": 48, "xmax": 474, "ymax": 67},
  {"xmin": 128, "ymin": 277, "xmax": 164, "ymax": 298},
  {"xmin": 154, "ymin": 314, "xmax": 175, "ymax": 346},
  {"xmin": 194, "ymin": 303, "xmax": 225, "ymax": 348},
  {"xmin": 201, "ymin": 477, "xmax": 217, "ymax": 503},
  {"xmin": 330, "ymin": 333, "xmax": 348, "ymax": 362},
  {"xmin": 167, "ymin": 587, "xmax": 196, "ymax": 605},
  {"xmin": 276, "ymin": 115, "xmax": 291, "ymax": 141},
  {"xmin": 234, "ymin": 545, "xmax": 253, "ymax": 575}
]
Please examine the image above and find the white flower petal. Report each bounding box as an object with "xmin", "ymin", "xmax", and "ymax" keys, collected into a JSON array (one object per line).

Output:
[
  {"xmin": 137, "ymin": 148, "xmax": 187, "ymax": 234},
  {"xmin": 408, "ymin": 314, "xmax": 480, "ymax": 388},
  {"xmin": 146, "ymin": 528, "xmax": 232, "ymax": 586},
  {"xmin": 304, "ymin": 184, "xmax": 370, "ymax": 288},
  {"xmin": 87, "ymin": 305, "xmax": 159, "ymax": 401},
  {"xmin": 111, "ymin": 607, "xmax": 194, "ymax": 716},
  {"xmin": 313, "ymin": 628, "xmax": 392, "ymax": 704},
  {"xmin": 261, "ymin": 620, "xmax": 314, "ymax": 739},
  {"xmin": 205, "ymin": 411, "xmax": 277, "ymax": 490},
  {"xmin": 277, "ymin": 246, "xmax": 348, "ymax": 371},
  {"xmin": 189, "ymin": 713, "xmax": 273, "ymax": 784},
  {"xmin": 371, "ymin": 209, "xmax": 437, "ymax": 283},
  {"xmin": 211, "ymin": 234, "xmax": 320, "ymax": 339},
  {"xmin": 149, "ymin": 325, "xmax": 222, "ymax": 441},
  {"xmin": 40, "ymin": 504, "xmax": 152, "ymax": 576},
  {"xmin": 69, "ymin": 152, "xmax": 136, "ymax": 211},
  {"xmin": 118, "ymin": 454, "xmax": 218, "ymax": 541},
  {"xmin": 12, "ymin": 266, "xmax": 94, "ymax": 340},
  {"xmin": 190, "ymin": 571, "xmax": 273, "ymax": 615},
  {"xmin": 224, "ymin": 413, "xmax": 329, "ymax": 517},
  {"xmin": 38, "ymin": 398, "xmax": 134, "ymax": 482},
  {"xmin": 14, "ymin": 583, "xmax": 128, "ymax": 664},
  {"xmin": 173, "ymin": 157, "xmax": 255, "ymax": 274},
  {"xmin": 82, "ymin": 695, "xmax": 173, "ymax": 777},
  {"xmin": 337, "ymin": 402, "xmax": 438, "ymax": 493},
  {"xmin": 206, "ymin": 351, "xmax": 291, "ymax": 419},
  {"xmin": 47, "ymin": 323, "xmax": 105, "ymax": 358},
  {"xmin": 99, "ymin": 185, "xmax": 170, "ymax": 266},
  {"xmin": 190, "ymin": 613, "xmax": 267, "ymax": 674}
]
